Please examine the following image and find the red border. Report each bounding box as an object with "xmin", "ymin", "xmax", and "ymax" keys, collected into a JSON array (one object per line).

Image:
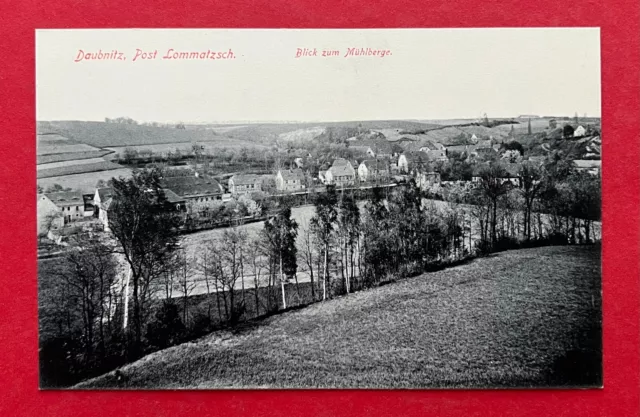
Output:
[{"xmin": 1, "ymin": 1, "xmax": 639, "ymax": 416}]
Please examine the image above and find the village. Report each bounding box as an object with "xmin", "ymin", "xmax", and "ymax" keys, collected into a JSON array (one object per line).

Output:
[{"xmin": 36, "ymin": 118, "xmax": 601, "ymax": 245}]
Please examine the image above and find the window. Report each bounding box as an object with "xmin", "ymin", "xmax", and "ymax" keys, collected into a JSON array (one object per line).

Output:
[{"xmin": 76, "ymin": 206, "xmax": 79, "ymax": 211}]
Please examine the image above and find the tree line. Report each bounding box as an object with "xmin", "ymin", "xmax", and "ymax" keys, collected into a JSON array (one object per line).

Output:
[{"xmin": 39, "ymin": 157, "xmax": 600, "ymax": 387}]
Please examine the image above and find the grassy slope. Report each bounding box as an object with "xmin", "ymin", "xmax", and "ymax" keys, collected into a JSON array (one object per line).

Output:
[{"xmin": 78, "ymin": 245, "xmax": 601, "ymax": 389}]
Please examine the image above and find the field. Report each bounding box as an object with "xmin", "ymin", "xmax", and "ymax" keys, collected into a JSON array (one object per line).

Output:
[
  {"xmin": 37, "ymin": 150, "xmax": 113, "ymax": 165},
  {"xmin": 37, "ymin": 168, "xmax": 133, "ymax": 193},
  {"xmin": 37, "ymin": 160, "xmax": 124, "ymax": 179},
  {"xmin": 78, "ymin": 245, "xmax": 602, "ymax": 389},
  {"xmin": 37, "ymin": 133, "xmax": 100, "ymax": 155},
  {"xmin": 104, "ymin": 139, "xmax": 268, "ymax": 158}
]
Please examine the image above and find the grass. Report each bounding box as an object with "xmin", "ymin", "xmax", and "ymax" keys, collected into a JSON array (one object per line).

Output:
[
  {"xmin": 77, "ymin": 245, "xmax": 601, "ymax": 389},
  {"xmin": 37, "ymin": 160, "xmax": 124, "ymax": 179},
  {"xmin": 37, "ymin": 168, "xmax": 133, "ymax": 193},
  {"xmin": 43, "ymin": 121, "xmax": 263, "ymax": 148},
  {"xmin": 37, "ymin": 150, "xmax": 113, "ymax": 165}
]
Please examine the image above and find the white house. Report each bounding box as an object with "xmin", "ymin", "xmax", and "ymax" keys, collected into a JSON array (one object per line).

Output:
[
  {"xmin": 357, "ymin": 160, "xmax": 389, "ymax": 182},
  {"xmin": 94, "ymin": 187, "xmax": 114, "ymax": 231},
  {"xmin": 276, "ymin": 169, "xmax": 306, "ymax": 192},
  {"xmin": 324, "ymin": 158, "xmax": 356, "ymax": 186},
  {"xmin": 228, "ymin": 174, "xmax": 263, "ymax": 195},
  {"xmin": 574, "ymin": 125, "xmax": 586, "ymax": 137}
]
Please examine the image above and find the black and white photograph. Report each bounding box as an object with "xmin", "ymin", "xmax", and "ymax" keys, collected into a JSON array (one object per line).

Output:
[{"xmin": 36, "ymin": 28, "xmax": 602, "ymax": 389}]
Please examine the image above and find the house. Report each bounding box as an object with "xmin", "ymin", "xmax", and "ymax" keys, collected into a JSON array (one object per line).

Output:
[
  {"xmin": 423, "ymin": 149, "xmax": 448, "ymax": 162},
  {"xmin": 397, "ymin": 151, "xmax": 437, "ymax": 174},
  {"xmin": 161, "ymin": 176, "xmax": 224, "ymax": 207},
  {"xmin": 574, "ymin": 125, "xmax": 586, "ymax": 137},
  {"xmin": 276, "ymin": 169, "xmax": 306, "ymax": 192},
  {"xmin": 228, "ymin": 174, "xmax": 263, "ymax": 195},
  {"xmin": 94, "ymin": 187, "xmax": 114, "ymax": 231},
  {"xmin": 37, "ymin": 194, "xmax": 64, "ymax": 235},
  {"xmin": 573, "ymin": 159, "xmax": 601, "ymax": 176},
  {"xmin": 471, "ymin": 164, "xmax": 521, "ymax": 187},
  {"xmin": 324, "ymin": 158, "xmax": 356, "ymax": 187},
  {"xmin": 38, "ymin": 191, "xmax": 86, "ymax": 233},
  {"xmin": 390, "ymin": 143, "xmax": 405, "ymax": 157},
  {"xmin": 357, "ymin": 159, "xmax": 390, "ymax": 182}
]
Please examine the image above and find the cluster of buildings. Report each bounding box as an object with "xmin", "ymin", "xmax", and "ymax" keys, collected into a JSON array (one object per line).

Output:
[{"xmin": 38, "ymin": 133, "xmax": 601, "ymax": 240}]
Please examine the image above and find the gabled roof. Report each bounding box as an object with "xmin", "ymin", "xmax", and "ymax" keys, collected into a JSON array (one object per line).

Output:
[
  {"xmin": 161, "ymin": 176, "xmax": 223, "ymax": 197},
  {"xmin": 278, "ymin": 169, "xmax": 305, "ymax": 181},
  {"xmin": 329, "ymin": 159, "xmax": 355, "ymax": 177},
  {"xmin": 45, "ymin": 190, "xmax": 84, "ymax": 207},
  {"xmin": 360, "ymin": 159, "xmax": 389, "ymax": 171},
  {"xmin": 96, "ymin": 187, "xmax": 113, "ymax": 202},
  {"xmin": 229, "ymin": 174, "xmax": 263, "ymax": 186}
]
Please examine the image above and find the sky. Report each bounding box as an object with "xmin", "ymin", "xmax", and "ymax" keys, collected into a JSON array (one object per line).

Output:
[{"xmin": 36, "ymin": 28, "xmax": 601, "ymax": 123}]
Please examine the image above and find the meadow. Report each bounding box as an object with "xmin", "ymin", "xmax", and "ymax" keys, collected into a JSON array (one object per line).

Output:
[
  {"xmin": 78, "ymin": 245, "xmax": 601, "ymax": 389},
  {"xmin": 37, "ymin": 160, "xmax": 124, "ymax": 179},
  {"xmin": 37, "ymin": 168, "xmax": 133, "ymax": 193}
]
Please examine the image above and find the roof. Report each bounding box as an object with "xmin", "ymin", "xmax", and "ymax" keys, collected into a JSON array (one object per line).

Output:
[
  {"xmin": 361, "ymin": 159, "xmax": 389, "ymax": 170},
  {"xmin": 329, "ymin": 159, "xmax": 355, "ymax": 177},
  {"xmin": 390, "ymin": 143, "xmax": 405, "ymax": 154},
  {"xmin": 162, "ymin": 188, "xmax": 187, "ymax": 204},
  {"xmin": 423, "ymin": 149, "xmax": 447, "ymax": 160},
  {"xmin": 229, "ymin": 174, "xmax": 263, "ymax": 186},
  {"xmin": 96, "ymin": 187, "xmax": 113, "ymax": 202},
  {"xmin": 279, "ymin": 169, "xmax": 305, "ymax": 181},
  {"xmin": 161, "ymin": 176, "xmax": 223, "ymax": 197},
  {"xmin": 45, "ymin": 190, "xmax": 84, "ymax": 207},
  {"xmin": 445, "ymin": 144, "xmax": 471, "ymax": 153}
]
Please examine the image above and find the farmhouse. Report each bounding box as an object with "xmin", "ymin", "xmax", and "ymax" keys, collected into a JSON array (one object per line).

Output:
[
  {"xmin": 324, "ymin": 158, "xmax": 356, "ymax": 187},
  {"xmin": 275, "ymin": 169, "xmax": 306, "ymax": 192},
  {"xmin": 357, "ymin": 159, "xmax": 390, "ymax": 182},
  {"xmin": 161, "ymin": 176, "xmax": 224, "ymax": 204},
  {"xmin": 38, "ymin": 191, "xmax": 86, "ymax": 232},
  {"xmin": 228, "ymin": 174, "xmax": 263, "ymax": 196},
  {"xmin": 397, "ymin": 151, "xmax": 434, "ymax": 174}
]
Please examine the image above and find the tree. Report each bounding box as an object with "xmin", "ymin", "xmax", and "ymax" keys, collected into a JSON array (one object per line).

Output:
[
  {"xmin": 527, "ymin": 118, "xmax": 532, "ymax": 135},
  {"xmin": 51, "ymin": 234, "xmax": 118, "ymax": 360},
  {"xmin": 519, "ymin": 162, "xmax": 545, "ymax": 241},
  {"xmin": 219, "ymin": 228, "xmax": 248, "ymax": 322},
  {"xmin": 477, "ymin": 163, "xmax": 511, "ymax": 247},
  {"xmin": 107, "ymin": 168, "xmax": 182, "ymax": 355},
  {"xmin": 122, "ymin": 148, "xmax": 138, "ymax": 165},
  {"xmin": 310, "ymin": 185, "xmax": 338, "ymax": 300},
  {"xmin": 40, "ymin": 211, "xmax": 62, "ymax": 241},
  {"xmin": 337, "ymin": 191, "xmax": 360, "ymax": 293},
  {"xmin": 263, "ymin": 206, "xmax": 299, "ymax": 309}
]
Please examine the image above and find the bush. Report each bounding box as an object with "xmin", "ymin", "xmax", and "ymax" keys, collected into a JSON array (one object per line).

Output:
[
  {"xmin": 145, "ymin": 300, "xmax": 185, "ymax": 349},
  {"xmin": 474, "ymin": 239, "xmax": 492, "ymax": 256},
  {"xmin": 191, "ymin": 312, "xmax": 212, "ymax": 337},
  {"xmin": 493, "ymin": 236, "xmax": 521, "ymax": 252}
]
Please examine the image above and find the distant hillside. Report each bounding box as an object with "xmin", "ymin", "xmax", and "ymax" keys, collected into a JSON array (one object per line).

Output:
[{"xmin": 38, "ymin": 121, "xmax": 252, "ymax": 148}]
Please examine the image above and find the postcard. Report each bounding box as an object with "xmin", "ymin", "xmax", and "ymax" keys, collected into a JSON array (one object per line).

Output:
[{"xmin": 36, "ymin": 28, "xmax": 602, "ymax": 389}]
